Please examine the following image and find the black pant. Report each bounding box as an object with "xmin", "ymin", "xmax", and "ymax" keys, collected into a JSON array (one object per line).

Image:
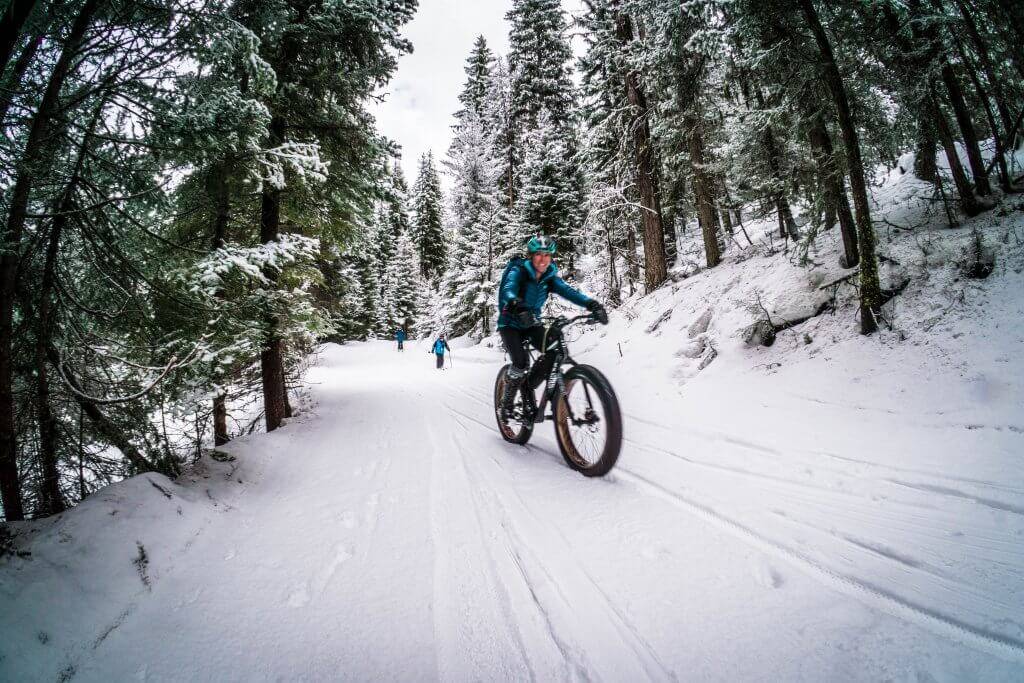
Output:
[
  {"xmin": 397, "ymin": 340, "xmax": 404, "ymax": 350},
  {"xmin": 435, "ymin": 353, "xmax": 444, "ymax": 369},
  {"xmin": 499, "ymin": 326, "xmax": 556, "ymax": 390}
]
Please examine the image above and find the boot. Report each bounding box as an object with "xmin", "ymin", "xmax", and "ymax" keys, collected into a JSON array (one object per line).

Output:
[{"xmin": 500, "ymin": 368, "xmax": 526, "ymax": 422}]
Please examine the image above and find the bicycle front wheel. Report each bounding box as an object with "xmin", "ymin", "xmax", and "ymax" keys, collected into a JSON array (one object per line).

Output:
[{"xmin": 554, "ymin": 365, "xmax": 622, "ymax": 477}]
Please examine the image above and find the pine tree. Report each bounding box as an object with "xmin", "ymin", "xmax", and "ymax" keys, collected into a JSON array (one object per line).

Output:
[
  {"xmin": 507, "ymin": 0, "xmax": 577, "ymax": 129},
  {"xmin": 514, "ymin": 112, "xmax": 585, "ymax": 258},
  {"xmin": 387, "ymin": 231, "xmax": 424, "ymax": 331},
  {"xmin": 411, "ymin": 151, "xmax": 447, "ymax": 280},
  {"xmin": 483, "ymin": 58, "xmax": 520, "ymax": 210},
  {"xmin": 443, "ymin": 110, "xmax": 506, "ymax": 337},
  {"xmin": 456, "ymin": 35, "xmax": 496, "ymax": 125},
  {"xmin": 506, "ymin": 0, "xmax": 585, "ymax": 266}
]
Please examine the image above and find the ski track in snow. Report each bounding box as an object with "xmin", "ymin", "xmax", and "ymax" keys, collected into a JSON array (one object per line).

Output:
[{"xmin": 3, "ymin": 340, "xmax": 1023, "ymax": 681}]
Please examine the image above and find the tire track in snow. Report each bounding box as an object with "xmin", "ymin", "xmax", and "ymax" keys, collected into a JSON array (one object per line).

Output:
[
  {"xmin": 615, "ymin": 466, "xmax": 1024, "ymax": 664},
  {"xmin": 448, "ymin": 410, "xmax": 676, "ymax": 682},
  {"xmin": 427, "ymin": 401, "xmax": 550, "ymax": 680},
  {"xmin": 625, "ymin": 410, "xmax": 1024, "ymax": 496}
]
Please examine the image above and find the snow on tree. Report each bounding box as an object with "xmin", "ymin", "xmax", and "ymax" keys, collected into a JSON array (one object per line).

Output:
[
  {"xmin": 387, "ymin": 230, "xmax": 425, "ymax": 333},
  {"xmin": 483, "ymin": 57, "xmax": 520, "ymax": 210},
  {"xmin": 442, "ymin": 110, "xmax": 508, "ymax": 337},
  {"xmin": 411, "ymin": 151, "xmax": 447, "ymax": 281},
  {"xmin": 512, "ymin": 111, "xmax": 585, "ymax": 264},
  {"xmin": 456, "ymin": 35, "xmax": 496, "ymax": 126},
  {"xmin": 505, "ymin": 0, "xmax": 585, "ymax": 266},
  {"xmin": 506, "ymin": 0, "xmax": 577, "ymax": 130}
]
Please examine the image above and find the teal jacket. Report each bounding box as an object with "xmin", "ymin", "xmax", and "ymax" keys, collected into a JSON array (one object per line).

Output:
[{"xmin": 497, "ymin": 259, "xmax": 590, "ymax": 330}]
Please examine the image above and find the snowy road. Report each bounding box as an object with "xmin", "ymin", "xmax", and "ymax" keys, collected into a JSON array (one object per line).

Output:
[{"xmin": 5, "ymin": 338, "xmax": 1024, "ymax": 681}]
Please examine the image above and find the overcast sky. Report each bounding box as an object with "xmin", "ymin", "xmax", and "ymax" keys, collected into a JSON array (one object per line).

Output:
[{"xmin": 370, "ymin": 0, "xmax": 585, "ymax": 189}]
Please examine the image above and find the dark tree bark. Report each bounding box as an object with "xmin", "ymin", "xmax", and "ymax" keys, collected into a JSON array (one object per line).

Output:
[
  {"xmin": 36, "ymin": 218, "xmax": 65, "ymax": 516},
  {"xmin": 210, "ymin": 168, "xmax": 230, "ymax": 446},
  {"xmin": 755, "ymin": 88, "xmax": 799, "ymax": 240},
  {"xmin": 687, "ymin": 112, "xmax": 721, "ymax": 268},
  {"xmin": 624, "ymin": 222, "xmax": 639, "ymax": 296},
  {"xmin": 951, "ymin": 0, "xmax": 1013, "ymax": 138},
  {"xmin": 0, "ymin": 0, "xmax": 102, "ymax": 522},
  {"xmin": 993, "ymin": 0, "xmax": 1024, "ymax": 80},
  {"xmin": 615, "ymin": 10, "xmax": 667, "ymax": 292},
  {"xmin": 931, "ymin": 87, "xmax": 984, "ymax": 216},
  {"xmin": 960, "ymin": 49, "xmax": 1012, "ymax": 190},
  {"xmin": 31, "ymin": 97, "xmax": 102, "ymax": 517},
  {"xmin": 798, "ymin": 0, "xmax": 883, "ymax": 334},
  {"xmin": 914, "ymin": 113, "xmax": 939, "ymax": 182},
  {"xmin": 47, "ymin": 346, "xmax": 160, "ymax": 474},
  {"xmin": 0, "ymin": 0, "xmax": 37, "ymax": 77},
  {"xmin": 807, "ymin": 113, "xmax": 859, "ymax": 267},
  {"xmin": 656, "ymin": 156, "xmax": 676, "ymax": 264},
  {"xmin": 605, "ymin": 228, "xmax": 621, "ymax": 305},
  {"xmin": 940, "ymin": 61, "xmax": 991, "ymax": 195},
  {"xmin": 0, "ymin": 28, "xmax": 43, "ymax": 125},
  {"xmin": 948, "ymin": 30, "xmax": 1014, "ymax": 191},
  {"xmin": 260, "ymin": 152, "xmax": 287, "ymax": 433}
]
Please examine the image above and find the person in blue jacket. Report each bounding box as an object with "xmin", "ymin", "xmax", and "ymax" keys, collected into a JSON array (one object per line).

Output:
[
  {"xmin": 497, "ymin": 235, "xmax": 607, "ymax": 421},
  {"xmin": 395, "ymin": 328, "xmax": 407, "ymax": 351},
  {"xmin": 431, "ymin": 334, "xmax": 451, "ymax": 369}
]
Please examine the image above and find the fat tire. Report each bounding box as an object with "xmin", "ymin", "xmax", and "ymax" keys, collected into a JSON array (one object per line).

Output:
[
  {"xmin": 494, "ymin": 365, "xmax": 534, "ymax": 445},
  {"xmin": 554, "ymin": 365, "xmax": 622, "ymax": 477}
]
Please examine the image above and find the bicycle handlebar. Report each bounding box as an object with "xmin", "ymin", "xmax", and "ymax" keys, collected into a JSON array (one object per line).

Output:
[{"xmin": 539, "ymin": 313, "xmax": 597, "ymax": 330}]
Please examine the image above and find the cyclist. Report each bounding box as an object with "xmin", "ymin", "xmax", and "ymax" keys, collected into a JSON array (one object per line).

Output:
[{"xmin": 497, "ymin": 235, "xmax": 607, "ymax": 421}]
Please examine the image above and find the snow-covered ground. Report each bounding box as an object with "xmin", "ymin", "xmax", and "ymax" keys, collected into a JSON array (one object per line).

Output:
[{"xmin": 3, "ymin": 158, "xmax": 1024, "ymax": 680}]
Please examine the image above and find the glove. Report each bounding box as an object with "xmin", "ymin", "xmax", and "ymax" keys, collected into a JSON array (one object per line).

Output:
[
  {"xmin": 507, "ymin": 298, "xmax": 538, "ymax": 328},
  {"xmin": 586, "ymin": 300, "xmax": 609, "ymax": 325},
  {"xmin": 516, "ymin": 309, "xmax": 538, "ymax": 328}
]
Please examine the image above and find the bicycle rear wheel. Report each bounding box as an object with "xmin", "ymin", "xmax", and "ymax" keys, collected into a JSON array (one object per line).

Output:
[
  {"xmin": 554, "ymin": 365, "xmax": 622, "ymax": 477},
  {"xmin": 494, "ymin": 365, "xmax": 534, "ymax": 445}
]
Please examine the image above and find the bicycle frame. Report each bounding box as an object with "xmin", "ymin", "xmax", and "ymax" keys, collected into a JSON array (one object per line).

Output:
[{"xmin": 524, "ymin": 315, "xmax": 593, "ymax": 424}]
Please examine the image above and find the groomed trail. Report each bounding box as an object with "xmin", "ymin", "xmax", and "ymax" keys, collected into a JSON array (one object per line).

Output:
[{"xmin": 3, "ymin": 337, "xmax": 1023, "ymax": 681}]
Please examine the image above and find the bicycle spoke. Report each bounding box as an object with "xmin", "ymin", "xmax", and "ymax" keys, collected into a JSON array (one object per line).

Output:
[{"xmin": 559, "ymin": 377, "xmax": 607, "ymax": 468}]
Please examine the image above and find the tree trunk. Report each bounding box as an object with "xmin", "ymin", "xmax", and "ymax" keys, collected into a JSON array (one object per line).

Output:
[
  {"xmin": 951, "ymin": 0, "xmax": 1013, "ymax": 140},
  {"xmin": 753, "ymin": 87, "xmax": 798, "ymax": 240},
  {"xmin": 616, "ymin": 10, "xmax": 667, "ymax": 293},
  {"xmin": 260, "ymin": 175, "xmax": 287, "ymax": 433},
  {"xmin": 993, "ymin": 0, "xmax": 1024, "ymax": 80},
  {"xmin": 0, "ymin": 0, "xmax": 102, "ymax": 522},
  {"xmin": 46, "ymin": 346, "xmax": 159, "ymax": 474},
  {"xmin": 799, "ymin": 0, "xmax": 882, "ymax": 335},
  {"xmin": 931, "ymin": 87, "xmax": 984, "ymax": 216},
  {"xmin": 31, "ymin": 95, "xmax": 102, "ymax": 516},
  {"xmin": 940, "ymin": 61, "xmax": 990, "ymax": 196},
  {"xmin": 950, "ymin": 33, "xmax": 1013, "ymax": 191},
  {"xmin": 35, "ymin": 218, "xmax": 65, "ymax": 516},
  {"xmin": 624, "ymin": 223, "xmax": 639, "ymax": 296},
  {"xmin": 210, "ymin": 167, "xmax": 231, "ymax": 446},
  {"xmin": 808, "ymin": 113, "xmax": 859, "ymax": 267},
  {"xmin": 605, "ymin": 229, "xmax": 621, "ymax": 306},
  {"xmin": 914, "ymin": 112, "xmax": 939, "ymax": 182},
  {"xmin": 0, "ymin": 28, "xmax": 43, "ymax": 126},
  {"xmin": 0, "ymin": 0, "xmax": 37, "ymax": 77},
  {"xmin": 657, "ymin": 157, "xmax": 676, "ymax": 264},
  {"xmin": 687, "ymin": 117, "xmax": 721, "ymax": 268}
]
